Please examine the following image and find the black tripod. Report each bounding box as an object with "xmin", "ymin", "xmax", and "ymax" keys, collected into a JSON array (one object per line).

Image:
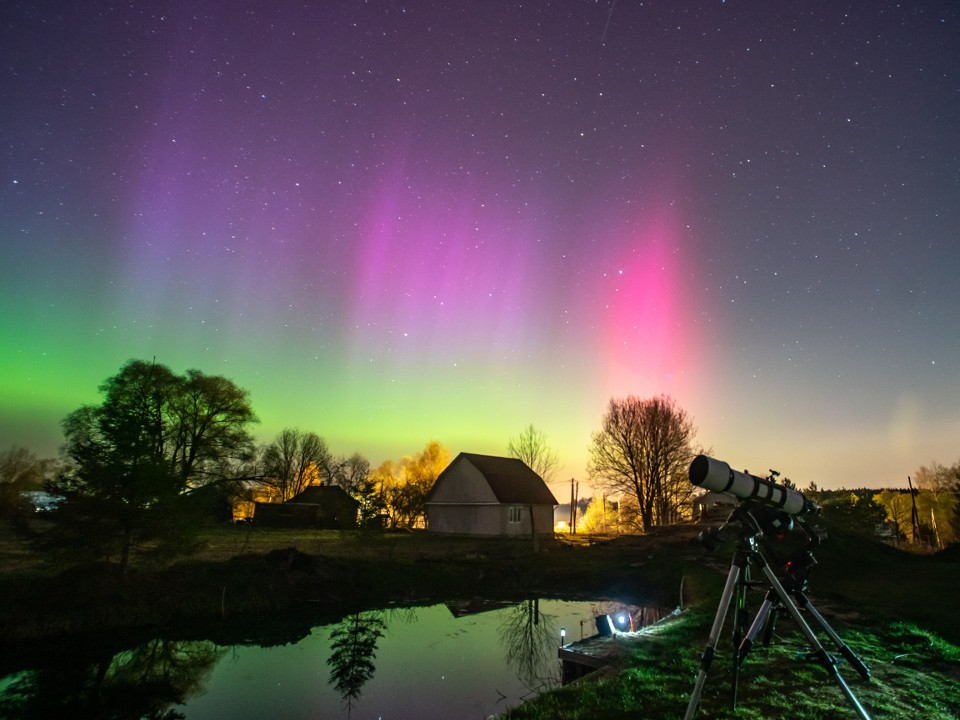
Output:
[{"xmin": 684, "ymin": 505, "xmax": 873, "ymax": 720}]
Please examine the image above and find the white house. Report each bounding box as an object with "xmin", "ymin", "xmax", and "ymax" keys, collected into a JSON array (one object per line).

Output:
[{"xmin": 424, "ymin": 453, "xmax": 558, "ymax": 537}]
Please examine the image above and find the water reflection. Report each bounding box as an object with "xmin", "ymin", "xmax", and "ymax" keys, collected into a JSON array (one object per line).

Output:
[
  {"xmin": 498, "ymin": 598, "xmax": 558, "ymax": 694},
  {"xmin": 0, "ymin": 638, "xmax": 224, "ymax": 720},
  {"xmin": 327, "ymin": 611, "xmax": 386, "ymax": 706},
  {"xmin": 0, "ymin": 600, "xmax": 669, "ymax": 719}
]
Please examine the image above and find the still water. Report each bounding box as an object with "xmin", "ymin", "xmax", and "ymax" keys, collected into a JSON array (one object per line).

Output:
[{"xmin": 1, "ymin": 599, "xmax": 665, "ymax": 719}]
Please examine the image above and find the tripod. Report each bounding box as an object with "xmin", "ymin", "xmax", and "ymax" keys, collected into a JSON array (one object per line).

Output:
[{"xmin": 684, "ymin": 505, "xmax": 873, "ymax": 720}]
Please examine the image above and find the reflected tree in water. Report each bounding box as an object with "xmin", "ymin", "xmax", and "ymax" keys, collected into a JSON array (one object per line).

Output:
[
  {"xmin": 327, "ymin": 611, "xmax": 387, "ymax": 707},
  {"xmin": 0, "ymin": 638, "xmax": 224, "ymax": 719},
  {"xmin": 498, "ymin": 599, "xmax": 558, "ymax": 693}
]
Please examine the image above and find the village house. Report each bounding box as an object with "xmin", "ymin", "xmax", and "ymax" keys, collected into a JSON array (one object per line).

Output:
[
  {"xmin": 424, "ymin": 452, "xmax": 558, "ymax": 537},
  {"xmin": 253, "ymin": 485, "xmax": 359, "ymax": 529}
]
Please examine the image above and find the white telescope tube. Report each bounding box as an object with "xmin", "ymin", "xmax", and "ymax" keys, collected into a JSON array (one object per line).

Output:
[{"xmin": 689, "ymin": 455, "xmax": 819, "ymax": 517}]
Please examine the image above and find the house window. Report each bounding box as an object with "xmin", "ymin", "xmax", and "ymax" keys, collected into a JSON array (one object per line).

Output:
[{"xmin": 508, "ymin": 506, "xmax": 523, "ymax": 524}]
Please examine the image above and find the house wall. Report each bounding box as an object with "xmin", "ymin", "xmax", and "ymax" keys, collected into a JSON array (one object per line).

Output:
[
  {"xmin": 427, "ymin": 503, "xmax": 555, "ymax": 536},
  {"xmin": 427, "ymin": 504, "xmax": 502, "ymax": 535}
]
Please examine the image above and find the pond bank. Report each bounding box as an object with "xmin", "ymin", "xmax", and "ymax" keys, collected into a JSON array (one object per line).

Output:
[{"xmin": 0, "ymin": 527, "xmax": 699, "ymax": 645}]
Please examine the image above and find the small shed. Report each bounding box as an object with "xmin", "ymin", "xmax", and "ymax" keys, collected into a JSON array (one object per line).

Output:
[
  {"xmin": 254, "ymin": 486, "xmax": 359, "ymax": 529},
  {"xmin": 425, "ymin": 453, "xmax": 558, "ymax": 536}
]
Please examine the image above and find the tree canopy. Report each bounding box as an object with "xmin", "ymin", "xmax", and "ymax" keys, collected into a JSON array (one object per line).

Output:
[
  {"xmin": 369, "ymin": 441, "xmax": 450, "ymax": 529},
  {"xmin": 48, "ymin": 359, "xmax": 257, "ymax": 568}
]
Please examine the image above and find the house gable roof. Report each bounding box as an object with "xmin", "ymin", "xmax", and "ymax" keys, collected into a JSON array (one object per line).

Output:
[
  {"xmin": 288, "ymin": 485, "xmax": 359, "ymax": 507},
  {"xmin": 428, "ymin": 452, "xmax": 558, "ymax": 506}
]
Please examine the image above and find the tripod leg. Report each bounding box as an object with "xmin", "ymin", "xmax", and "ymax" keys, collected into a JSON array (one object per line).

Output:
[
  {"xmin": 794, "ymin": 590, "xmax": 871, "ymax": 680},
  {"xmin": 737, "ymin": 590, "xmax": 778, "ymax": 668},
  {"xmin": 730, "ymin": 564, "xmax": 751, "ymax": 709},
  {"xmin": 684, "ymin": 561, "xmax": 742, "ymax": 720},
  {"xmin": 761, "ymin": 605, "xmax": 780, "ymax": 646},
  {"xmin": 758, "ymin": 563, "xmax": 873, "ymax": 720}
]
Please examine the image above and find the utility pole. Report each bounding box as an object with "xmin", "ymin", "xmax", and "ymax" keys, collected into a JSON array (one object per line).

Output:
[{"xmin": 569, "ymin": 478, "xmax": 575, "ymax": 531}]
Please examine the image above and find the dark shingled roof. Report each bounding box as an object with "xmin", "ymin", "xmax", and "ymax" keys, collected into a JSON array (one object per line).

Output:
[{"xmin": 449, "ymin": 452, "xmax": 558, "ymax": 505}]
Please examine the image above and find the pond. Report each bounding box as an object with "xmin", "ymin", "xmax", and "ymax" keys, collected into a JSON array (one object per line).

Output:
[{"xmin": 0, "ymin": 599, "xmax": 671, "ymax": 719}]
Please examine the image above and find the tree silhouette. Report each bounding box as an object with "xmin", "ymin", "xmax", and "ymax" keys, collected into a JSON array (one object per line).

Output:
[
  {"xmin": 0, "ymin": 638, "xmax": 223, "ymax": 720},
  {"xmin": 259, "ymin": 428, "xmax": 333, "ymax": 501},
  {"xmin": 589, "ymin": 394, "xmax": 697, "ymax": 532},
  {"xmin": 47, "ymin": 359, "xmax": 257, "ymax": 569},
  {"xmin": 507, "ymin": 425, "xmax": 560, "ymax": 484}
]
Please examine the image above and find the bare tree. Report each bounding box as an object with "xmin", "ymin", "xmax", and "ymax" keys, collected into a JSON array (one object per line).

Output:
[
  {"xmin": 331, "ymin": 452, "xmax": 370, "ymax": 495},
  {"xmin": 260, "ymin": 428, "xmax": 332, "ymax": 501},
  {"xmin": 507, "ymin": 424, "xmax": 560, "ymax": 483},
  {"xmin": 588, "ymin": 394, "xmax": 697, "ymax": 532},
  {"xmin": 915, "ymin": 462, "xmax": 956, "ymax": 502}
]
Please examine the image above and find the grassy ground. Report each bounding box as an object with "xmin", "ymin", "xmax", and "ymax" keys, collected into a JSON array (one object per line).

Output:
[
  {"xmin": 501, "ymin": 526, "xmax": 960, "ymax": 720},
  {"xmin": 501, "ymin": 610, "xmax": 960, "ymax": 720}
]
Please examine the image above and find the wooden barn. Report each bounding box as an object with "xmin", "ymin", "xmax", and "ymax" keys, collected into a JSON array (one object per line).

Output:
[
  {"xmin": 253, "ymin": 485, "xmax": 359, "ymax": 529},
  {"xmin": 425, "ymin": 453, "xmax": 558, "ymax": 537}
]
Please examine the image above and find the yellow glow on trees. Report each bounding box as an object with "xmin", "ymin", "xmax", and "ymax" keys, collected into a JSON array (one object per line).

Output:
[
  {"xmin": 578, "ymin": 496, "xmax": 618, "ymax": 534},
  {"xmin": 370, "ymin": 441, "xmax": 451, "ymax": 529}
]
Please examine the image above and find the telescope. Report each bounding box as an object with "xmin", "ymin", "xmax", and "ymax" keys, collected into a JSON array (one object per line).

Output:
[
  {"xmin": 689, "ymin": 455, "xmax": 820, "ymax": 517},
  {"xmin": 684, "ymin": 455, "xmax": 872, "ymax": 720}
]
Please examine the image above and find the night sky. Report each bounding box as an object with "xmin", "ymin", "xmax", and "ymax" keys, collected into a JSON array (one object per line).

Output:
[{"xmin": 2, "ymin": 0, "xmax": 958, "ymax": 495}]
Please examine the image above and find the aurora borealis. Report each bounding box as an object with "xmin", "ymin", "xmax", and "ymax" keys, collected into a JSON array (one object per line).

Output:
[{"xmin": 2, "ymin": 1, "xmax": 958, "ymax": 494}]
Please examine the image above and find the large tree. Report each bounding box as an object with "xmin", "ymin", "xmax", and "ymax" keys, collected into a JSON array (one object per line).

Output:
[
  {"xmin": 507, "ymin": 424, "xmax": 560, "ymax": 483},
  {"xmin": 48, "ymin": 359, "xmax": 257, "ymax": 569},
  {"xmin": 588, "ymin": 394, "xmax": 697, "ymax": 532}
]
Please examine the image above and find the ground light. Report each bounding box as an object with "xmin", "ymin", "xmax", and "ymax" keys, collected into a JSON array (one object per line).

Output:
[{"xmin": 596, "ymin": 615, "xmax": 616, "ymax": 636}]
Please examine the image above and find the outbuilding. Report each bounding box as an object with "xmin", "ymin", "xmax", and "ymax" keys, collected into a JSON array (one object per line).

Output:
[{"xmin": 425, "ymin": 452, "xmax": 558, "ymax": 536}]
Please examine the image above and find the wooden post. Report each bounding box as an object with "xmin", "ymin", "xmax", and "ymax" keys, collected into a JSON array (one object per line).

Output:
[
  {"xmin": 573, "ymin": 481, "xmax": 579, "ymax": 534},
  {"xmin": 907, "ymin": 476, "xmax": 921, "ymax": 544},
  {"xmin": 529, "ymin": 504, "xmax": 540, "ymax": 553}
]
